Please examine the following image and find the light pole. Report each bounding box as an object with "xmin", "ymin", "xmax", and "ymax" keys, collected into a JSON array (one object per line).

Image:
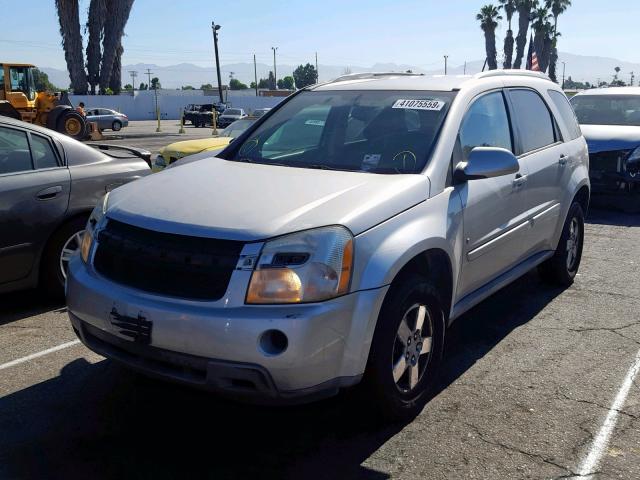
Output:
[
  {"xmin": 444, "ymin": 55, "xmax": 448, "ymax": 75},
  {"xmin": 271, "ymin": 46, "xmax": 278, "ymax": 89},
  {"xmin": 561, "ymin": 61, "xmax": 566, "ymax": 89},
  {"xmin": 211, "ymin": 21, "xmax": 224, "ymax": 104}
]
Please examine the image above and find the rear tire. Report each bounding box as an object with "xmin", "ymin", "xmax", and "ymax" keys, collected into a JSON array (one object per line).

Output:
[
  {"xmin": 363, "ymin": 274, "xmax": 445, "ymax": 421},
  {"xmin": 41, "ymin": 216, "xmax": 88, "ymax": 299},
  {"xmin": 538, "ymin": 202, "xmax": 585, "ymax": 287}
]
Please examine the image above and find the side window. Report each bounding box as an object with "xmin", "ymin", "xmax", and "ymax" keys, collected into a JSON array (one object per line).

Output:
[
  {"xmin": 30, "ymin": 134, "xmax": 59, "ymax": 169},
  {"xmin": 509, "ymin": 89, "xmax": 556, "ymax": 153},
  {"xmin": 0, "ymin": 127, "xmax": 32, "ymax": 174},
  {"xmin": 0, "ymin": 67, "xmax": 4, "ymax": 90},
  {"xmin": 459, "ymin": 91, "xmax": 512, "ymax": 160},
  {"xmin": 548, "ymin": 90, "xmax": 582, "ymax": 140}
]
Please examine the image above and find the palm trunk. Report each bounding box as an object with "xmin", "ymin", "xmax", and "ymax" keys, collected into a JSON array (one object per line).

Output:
[
  {"xmin": 99, "ymin": 0, "xmax": 134, "ymax": 93},
  {"xmin": 109, "ymin": 44, "xmax": 124, "ymax": 94},
  {"xmin": 86, "ymin": 0, "xmax": 106, "ymax": 95},
  {"xmin": 547, "ymin": 15, "xmax": 559, "ymax": 82},
  {"xmin": 485, "ymin": 29, "xmax": 498, "ymax": 70},
  {"xmin": 541, "ymin": 35, "xmax": 553, "ymax": 73},
  {"xmin": 55, "ymin": 0, "xmax": 87, "ymax": 94},
  {"xmin": 513, "ymin": 4, "xmax": 532, "ymax": 69},
  {"xmin": 503, "ymin": 30, "xmax": 514, "ymax": 69}
]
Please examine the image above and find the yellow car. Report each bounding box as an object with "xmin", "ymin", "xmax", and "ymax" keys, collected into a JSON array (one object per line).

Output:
[{"xmin": 152, "ymin": 118, "xmax": 258, "ymax": 172}]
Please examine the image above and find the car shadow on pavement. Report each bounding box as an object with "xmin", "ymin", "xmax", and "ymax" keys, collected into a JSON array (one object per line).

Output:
[
  {"xmin": 586, "ymin": 207, "xmax": 640, "ymax": 227},
  {"xmin": 0, "ymin": 289, "xmax": 65, "ymax": 326},
  {"xmin": 0, "ymin": 272, "xmax": 566, "ymax": 480}
]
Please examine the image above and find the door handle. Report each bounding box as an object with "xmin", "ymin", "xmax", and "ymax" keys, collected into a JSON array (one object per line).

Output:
[
  {"xmin": 559, "ymin": 155, "xmax": 568, "ymax": 166},
  {"xmin": 512, "ymin": 174, "xmax": 528, "ymax": 188},
  {"xmin": 36, "ymin": 185, "xmax": 63, "ymax": 200}
]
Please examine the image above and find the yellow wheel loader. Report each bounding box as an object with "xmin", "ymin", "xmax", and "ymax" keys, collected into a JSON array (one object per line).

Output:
[{"xmin": 0, "ymin": 63, "xmax": 87, "ymax": 140}]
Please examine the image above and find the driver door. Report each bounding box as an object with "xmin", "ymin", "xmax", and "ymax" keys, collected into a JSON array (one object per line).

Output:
[{"xmin": 454, "ymin": 90, "xmax": 529, "ymax": 299}]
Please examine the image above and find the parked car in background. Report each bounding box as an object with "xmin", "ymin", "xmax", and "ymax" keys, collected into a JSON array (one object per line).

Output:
[
  {"xmin": 0, "ymin": 117, "xmax": 150, "ymax": 297},
  {"xmin": 252, "ymin": 108, "xmax": 272, "ymax": 118},
  {"xmin": 67, "ymin": 71, "xmax": 589, "ymax": 419},
  {"xmin": 217, "ymin": 108, "xmax": 247, "ymax": 128},
  {"xmin": 85, "ymin": 108, "xmax": 129, "ymax": 131},
  {"xmin": 571, "ymin": 87, "xmax": 640, "ymax": 210},
  {"xmin": 183, "ymin": 103, "xmax": 229, "ymax": 128},
  {"xmin": 154, "ymin": 117, "xmax": 259, "ymax": 172}
]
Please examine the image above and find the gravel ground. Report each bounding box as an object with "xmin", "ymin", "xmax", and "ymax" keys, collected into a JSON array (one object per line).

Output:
[{"xmin": 0, "ymin": 208, "xmax": 638, "ymax": 480}]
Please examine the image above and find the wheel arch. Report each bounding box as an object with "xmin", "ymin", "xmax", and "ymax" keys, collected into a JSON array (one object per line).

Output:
[{"xmin": 573, "ymin": 184, "xmax": 590, "ymax": 215}]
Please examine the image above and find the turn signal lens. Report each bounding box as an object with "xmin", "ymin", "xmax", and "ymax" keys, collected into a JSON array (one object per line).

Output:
[
  {"xmin": 80, "ymin": 230, "xmax": 93, "ymax": 263},
  {"xmin": 246, "ymin": 268, "xmax": 302, "ymax": 303}
]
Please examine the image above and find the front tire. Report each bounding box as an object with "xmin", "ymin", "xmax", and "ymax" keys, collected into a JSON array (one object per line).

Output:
[
  {"xmin": 539, "ymin": 202, "xmax": 585, "ymax": 287},
  {"xmin": 364, "ymin": 274, "xmax": 445, "ymax": 420},
  {"xmin": 112, "ymin": 120, "xmax": 122, "ymax": 131}
]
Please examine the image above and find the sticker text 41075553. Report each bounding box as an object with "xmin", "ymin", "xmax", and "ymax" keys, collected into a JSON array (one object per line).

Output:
[{"xmin": 392, "ymin": 99, "xmax": 445, "ymax": 111}]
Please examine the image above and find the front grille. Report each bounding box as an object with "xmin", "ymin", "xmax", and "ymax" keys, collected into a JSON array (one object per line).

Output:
[
  {"xmin": 589, "ymin": 150, "xmax": 630, "ymax": 174},
  {"xmin": 93, "ymin": 220, "xmax": 243, "ymax": 300}
]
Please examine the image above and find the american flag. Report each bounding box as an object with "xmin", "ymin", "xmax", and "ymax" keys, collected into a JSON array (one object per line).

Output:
[{"xmin": 525, "ymin": 33, "xmax": 541, "ymax": 72}]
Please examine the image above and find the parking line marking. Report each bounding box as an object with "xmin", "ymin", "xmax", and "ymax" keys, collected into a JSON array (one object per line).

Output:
[
  {"xmin": 576, "ymin": 347, "xmax": 640, "ymax": 478},
  {"xmin": 0, "ymin": 339, "xmax": 81, "ymax": 371}
]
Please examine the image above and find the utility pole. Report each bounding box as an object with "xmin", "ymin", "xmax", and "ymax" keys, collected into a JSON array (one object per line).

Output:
[
  {"xmin": 561, "ymin": 62, "xmax": 566, "ymax": 90},
  {"xmin": 211, "ymin": 21, "xmax": 224, "ymax": 104},
  {"xmin": 254, "ymin": 54, "xmax": 258, "ymax": 96},
  {"xmin": 463, "ymin": 61, "xmax": 467, "ymax": 75},
  {"xmin": 315, "ymin": 51, "xmax": 319, "ymax": 83},
  {"xmin": 145, "ymin": 68, "xmax": 160, "ymax": 132},
  {"xmin": 630, "ymin": 71, "xmax": 635, "ymax": 87},
  {"xmin": 444, "ymin": 55, "xmax": 448, "ymax": 75},
  {"xmin": 271, "ymin": 46, "xmax": 278, "ymax": 89},
  {"xmin": 128, "ymin": 70, "xmax": 137, "ymax": 94}
]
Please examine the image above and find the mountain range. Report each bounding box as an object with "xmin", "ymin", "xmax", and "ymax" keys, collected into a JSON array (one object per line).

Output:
[{"xmin": 41, "ymin": 52, "xmax": 639, "ymax": 90}]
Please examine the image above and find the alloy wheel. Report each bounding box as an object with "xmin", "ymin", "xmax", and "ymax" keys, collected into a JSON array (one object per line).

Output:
[
  {"xmin": 59, "ymin": 230, "xmax": 84, "ymax": 280},
  {"xmin": 392, "ymin": 304, "xmax": 433, "ymax": 393},
  {"xmin": 566, "ymin": 217, "xmax": 580, "ymax": 271}
]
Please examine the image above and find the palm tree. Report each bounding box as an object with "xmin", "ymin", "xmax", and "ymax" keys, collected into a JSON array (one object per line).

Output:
[
  {"xmin": 55, "ymin": 0, "xmax": 88, "ymax": 94},
  {"xmin": 546, "ymin": 0, "xmax": 571, "ymax": 82},
  {"xmin": 512, "ymin": 0, "xmax": 536, "ymax": 69},
  {"xmin": 531, "ymin": 4, "xmax": 552, "ymax": 71},
  {"xmin": 499, "ymin": 0, "xmax": 517, "ymax": 68},
  {"xmin": 477, "ymin": 5, "xmax": 503, "ymax": 71},
  {"xmin": 85, "ymin": 0, "xmax": 106, "ymax": 95},
  {"xmin": 99, "ymin": 0, "xmax": 135, "ymax": 93}
]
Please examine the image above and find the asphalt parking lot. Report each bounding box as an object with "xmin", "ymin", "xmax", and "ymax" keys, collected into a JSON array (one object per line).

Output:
[
  {"xmin": 86, "ymin": 119, "xmax": 222, "ymax": 154},
  {"xmin": 0, "ymin": 207, "xmax": 638, "ymax": 479}
]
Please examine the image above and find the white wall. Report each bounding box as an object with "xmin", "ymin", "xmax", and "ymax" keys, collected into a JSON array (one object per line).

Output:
[{"xmin": 69, "ymin": 90, "xmax": 284, "ymax": 121}]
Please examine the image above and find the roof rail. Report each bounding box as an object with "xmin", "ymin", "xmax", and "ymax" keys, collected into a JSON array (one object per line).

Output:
[
  {"xmin": 331, "ymin": 72, "xmax": 424, "ymax": 83},
  {"xmin": 474, "ymin": 69, "xmax": 549, "ymax": 80}
]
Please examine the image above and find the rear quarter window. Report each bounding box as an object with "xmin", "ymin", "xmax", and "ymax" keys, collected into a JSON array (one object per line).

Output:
[
  {"xmin": 548, "ymin": 90, "xmax": 582, "ymax": 140},
  {"xmin": 508, "ymin": 89, "xmax": 557, "ymax": 154}
]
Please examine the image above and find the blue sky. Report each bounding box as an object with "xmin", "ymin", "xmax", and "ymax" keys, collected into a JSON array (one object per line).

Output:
[{"xmin": 1, "ymin": 0, "xmax": 639, "ymax": 70}]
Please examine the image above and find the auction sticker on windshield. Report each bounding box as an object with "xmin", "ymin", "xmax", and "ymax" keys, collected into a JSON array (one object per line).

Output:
[{"xmin": 392, "ymin": 99, "xmax": 445, "ymax": 111}]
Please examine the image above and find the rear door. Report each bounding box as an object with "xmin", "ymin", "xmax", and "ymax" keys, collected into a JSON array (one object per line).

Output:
[
  {"xmin": 0, "ymin": 126, "xmax": 70, "ymax": 284},
  {"xmin": 505, "ymin": 88, "xmax": 567, "ymax": 255},
  {"xmin": 455, "ymin": 90, "xmax": 529, "ymax": 299}
]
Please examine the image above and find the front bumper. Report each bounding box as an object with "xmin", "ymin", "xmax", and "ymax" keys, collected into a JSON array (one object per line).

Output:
[{"xmin": 66, "ymin": 256, "xmax": 388, "ymax": 402}]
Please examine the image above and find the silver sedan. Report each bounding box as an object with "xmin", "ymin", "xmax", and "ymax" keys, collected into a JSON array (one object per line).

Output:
[{"xmin": 86, "ymin": 108, "xmax": 130, "ymax": 131}]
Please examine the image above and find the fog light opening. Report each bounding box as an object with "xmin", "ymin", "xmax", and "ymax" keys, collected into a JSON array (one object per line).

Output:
[{"xmin": 259, "ymin": 329, "xmax": 288, "ymax": 356}]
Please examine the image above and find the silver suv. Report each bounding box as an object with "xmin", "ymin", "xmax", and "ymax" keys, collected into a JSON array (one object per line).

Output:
[{"xmin": 66, "ymin": 71, "xmax": 589, "ymax": 418}]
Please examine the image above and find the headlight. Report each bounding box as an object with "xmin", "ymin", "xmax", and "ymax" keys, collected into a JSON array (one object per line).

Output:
[
  {"xmin": 80, "ymin": 193, "xmax": 109, "ymax": 263},
  {"xmin": 625, "ymin": 146, "xmax": 640, "ymax": 178},
  {"xmin": 154, "ymin": 155, "xmax": 167, "ymax": 168},
  {"xmin": 246, "ymin": 226, "xmax": 354, "ymax": 304}
]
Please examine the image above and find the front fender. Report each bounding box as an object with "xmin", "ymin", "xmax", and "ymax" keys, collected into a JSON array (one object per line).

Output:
[{"xmin": 352, "ymin": 189, "xmax": 464, "ymax": 310}]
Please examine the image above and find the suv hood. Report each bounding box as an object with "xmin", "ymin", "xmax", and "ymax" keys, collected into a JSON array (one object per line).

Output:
[
  {"xmin": 106, "ymin": 156, "xmax": 430, "ymax": 241},
  {"xmin": 581, "ymin": 124, "xmax": 640, "ymax": 153}
]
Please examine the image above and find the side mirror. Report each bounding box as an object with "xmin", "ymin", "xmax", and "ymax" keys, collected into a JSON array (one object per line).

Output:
[{"xmin": 454, "ymin": 147, "xmax": 519, "ymax": 183}]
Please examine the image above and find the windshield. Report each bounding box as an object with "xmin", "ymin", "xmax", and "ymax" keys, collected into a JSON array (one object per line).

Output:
[
  {"xmin": 227, "ymin": 90, "xmax": 455, "ymax": 173},
  {"xmin": 224, "ymin": 109, "xmax": 242, "ymax": 116},
  {"xmin": 571, "ymin": 95, "xmax": 640, "ymax": 126},
  {"xmin": 221, "ymin": 119, "xmax": 255, "ymax": 138}
]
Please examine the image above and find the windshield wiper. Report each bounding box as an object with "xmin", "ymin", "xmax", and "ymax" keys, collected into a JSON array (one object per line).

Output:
[{"xmin": 234, "ymin": 157, "xmax": 291, "ymax": 168}]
